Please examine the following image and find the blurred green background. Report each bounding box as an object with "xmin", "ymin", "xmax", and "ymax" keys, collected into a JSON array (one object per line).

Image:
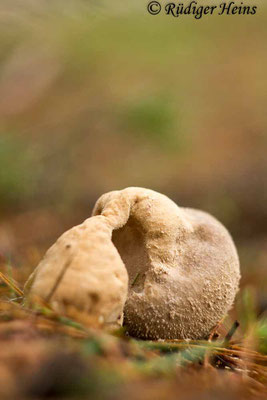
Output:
[{"xmin": 0, "ymin": 1, "xmax": 266, "ymax": 311}]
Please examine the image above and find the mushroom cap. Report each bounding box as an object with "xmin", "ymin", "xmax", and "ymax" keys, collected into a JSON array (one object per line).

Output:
[
  {"xmin": 93, "ymin": 187, "xmax": 240, "ymax": 339},
  {"xmin": 24, "ymin": 215, "xmax": 128, "ymax": 327}
]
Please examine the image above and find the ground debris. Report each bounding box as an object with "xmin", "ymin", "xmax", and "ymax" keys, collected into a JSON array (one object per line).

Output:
[{"xmin": 0, "ymin": 270, "xmax": 266, "ymax": 399}]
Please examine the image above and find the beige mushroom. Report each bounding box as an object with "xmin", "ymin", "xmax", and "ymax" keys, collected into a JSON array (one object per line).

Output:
[
  {"xmin": 25, "ymin": 187, "xmax": 240, "ymax": 339},
  {"xmin": 92, "ymin": 187, "xmax": 240, "ymax": 340},
  {"xmin": 24, "ymin": 215, "xmax": 128, "ymax": 328}
]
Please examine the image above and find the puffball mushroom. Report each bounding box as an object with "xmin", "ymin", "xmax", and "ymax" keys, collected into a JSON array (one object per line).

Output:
[
  {"xmin": 92, "ymin": 187, "xmax": 240, "ymax": 339},
  {"xmin": 24, "ymin": 215, "xmax": 128, "ymax": 328},
  {"xmin": 25, "ymin": 187, "xmax": 240, "ymax": 339}
]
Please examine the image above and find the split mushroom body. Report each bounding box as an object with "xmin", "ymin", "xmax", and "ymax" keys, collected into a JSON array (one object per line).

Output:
[
  {"xmin": 24, "ymin": 215, "xmax": 128, "ymax": 328},
  {"xmin": 25, "ymin": 187, "xmax": 240, "ymax": 339},
  {"xmin": 92, "ymin": 187, "xmax": 240, "ymax": 339}
]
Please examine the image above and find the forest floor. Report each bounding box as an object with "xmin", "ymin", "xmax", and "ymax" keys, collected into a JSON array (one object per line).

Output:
[{"xmin": 0, "ymin": 261, "xmax": 266, "ymax": 400}]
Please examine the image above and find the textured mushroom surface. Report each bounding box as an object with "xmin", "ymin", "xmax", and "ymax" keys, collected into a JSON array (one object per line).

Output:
[
  {"xmin": 25, "ymin": 187, "xmax": 240, "ymax": 339},
  {"xmin": 92, "ymin": 187, "xmax": 240, "ymax": 340},
  {"xmin": 24, "ymin": 215, "xmax": 128, "ymax": 328}
]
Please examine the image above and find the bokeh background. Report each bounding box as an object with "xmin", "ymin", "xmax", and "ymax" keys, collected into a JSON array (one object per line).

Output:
[{"xmin": 0, "ymin": 0, "xmax": 266, "ymax": 317}]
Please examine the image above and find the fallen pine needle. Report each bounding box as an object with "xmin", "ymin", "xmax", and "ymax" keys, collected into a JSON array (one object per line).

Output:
[{"xmin": 0, "ymin": 271, "xmax": 24, "ymax": 297}]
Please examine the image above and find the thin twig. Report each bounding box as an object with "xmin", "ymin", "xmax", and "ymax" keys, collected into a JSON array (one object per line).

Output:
[
  {"xmin": 131, "ymin": 273, "xmax": 140, "ymax": 287},
  {"xmin": 45, "ymin": 257, "xmax": 73, "ymax": 303},
  {"xmin": 223, "ymin": 320, "xmax": 240, "ymax": 345},
  {"xmin": 0, "ymin": 271, "xmax": 24, "ymax": 297}
]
